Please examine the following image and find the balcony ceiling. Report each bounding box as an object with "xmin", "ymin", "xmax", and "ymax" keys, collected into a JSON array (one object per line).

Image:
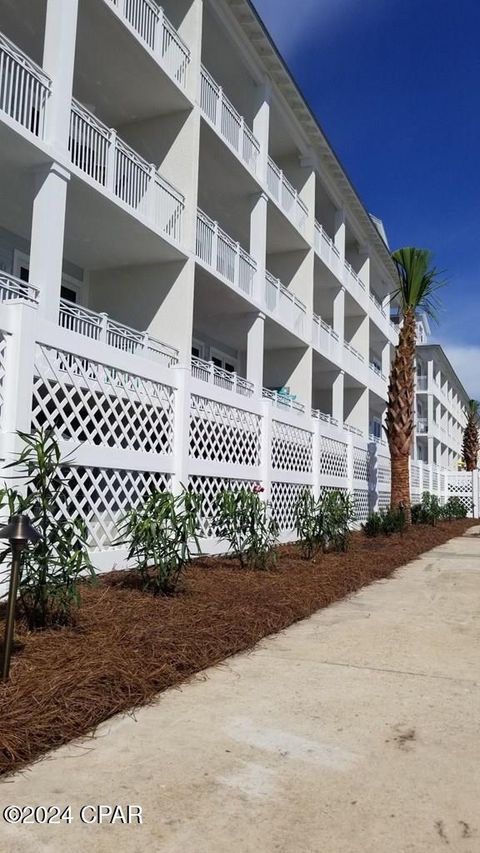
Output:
[{"xmin": 73, "ymin": 0, "xmax": 190, "ymax": 127}]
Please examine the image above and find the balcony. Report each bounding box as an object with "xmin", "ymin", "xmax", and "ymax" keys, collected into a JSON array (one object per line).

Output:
[
  {"xmin": 0, "ymin": 32, "xmax": 50, "ymax": 140},
  {"xmin": 312, "ymin": 408, "xmax": 339, "ymax": 427},
  {"xmin": 196, "ymin": 209, "xmax": 256, "ymax": 298},
  {"xmin": 199, "ymin": 65, "xmax": 260, "ymax": 176},
  {"xmin": 312, "ymin": 313, "xmax": 340, "ymax": 361},
  {"xmin": 264, "ymin": 271, "xmax": 306, "ymax": 338},
  {"xmin": 417, "ymin": 417, "xmax": 429, "ymax": 435},
  {"xmin": 0, "ymin": 272, "xmax": 39, "ymax": 305},
  {"xmin": 343, "ymin": 340, "xmax": 365, "ymax": 379},
  {"xmin": 262, "ymin": 388, "xmax": 305, "ymax": 415},
  {"xmin": 105, "ymin": 0, "xmax": 190, "ymax": 89},
  {"xmin": 267, "ymin": 157, "xmax": 308, "ymax": 235},
  {"xmin": 314, "ymin": 221, "xmax": 342, "ymax": 279},
  {"xmin": 343, "ymin": 422, "xmax": 364, "ymax": 437},
  {"xmin": 191, "ymin": 356, "xmax": 254, "ymax": 398},
  {"xmin": 69, "ymin": 100, "xmax": 184, "ymax": 242},
  {"xmin": 416, "ymin": 375, "xmax": 428, "ymax": 391},
  {"xmin": 344, "ymin": 260, "xmax": 367, "ymax": 306},
  {"xmin": 59, "ymin": 299, "xmax": 178, "ymax": 365}
]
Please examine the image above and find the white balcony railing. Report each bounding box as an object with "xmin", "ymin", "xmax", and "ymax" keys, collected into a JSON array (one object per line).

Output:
[
  {"xmin": 344, "ymin": 260, "xmax": 366, "ymax": 298},
  {"xmin": 106, "ymin": 0, "xmax": 190, "ymax": 87},
  {"xmin": 0, "ymin": 33, "xmax": 50, "ymax": 139},
  {"xmin": 265, "ymin": 272, "xmax": 306, "ymax": 337},
  {"xmin": 369, "ymin": 361, "xmax": 386, "ymax": 382},
  {"xmin": 262, "ymin": 388, "xmax": 305, "ymax": 415},
  {"xmin": 369, "ymin": 433, "xmax": 387, "ymax": 447},
  {"xmin": 314, "ymin": 221, "xmax": 342, "ymax": 278},
  {"xmin": 344, "ymin": 341, "xmax": 365, "ymax": 363},
  {"xmin": 69, "ymin": 100, "xmax": 184, "ymax": 242},
  {"xmin": 199, "ymin": 66, "xmax": 260, "ymax": 175},
  {"xmin": 312, "ymin": 408, "xmax": 339, "ymax": 427},
  {"xmin": 312, "ymin": 313, "xmax": 339, "ymax": 359},
  {"xmin": 191, "ymin": 356, "xmax": 254, "ymax": 398},
  {"xmin": 343, "ymin": 422, "xmax": 364, "ymax": 437},
  {"xmin": 267, "ymin": 157, "xmax": 308, "ymax": 234},
  {"xmin": 0, "ymin": 272, "xmax": 39, "ymax": 305},
  {"xmin": 416, "ymin": 375, "xmax": 428, "ymax": 391},
  {"xmin": 196, "ymin": 210, "xmax": 256, "ymax": 297},
  {"xmin": 59, "ymin": 299, "xmax": 178, "ymax": 366},
  {"xmin": 417, "ymin": 417, "xmax": 429, "ymax": 434}
]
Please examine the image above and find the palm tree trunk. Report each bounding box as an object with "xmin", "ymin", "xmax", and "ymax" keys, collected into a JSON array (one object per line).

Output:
[{"xmin": 386, "ymin": 308, "xmax": 416, "ymax": 523}]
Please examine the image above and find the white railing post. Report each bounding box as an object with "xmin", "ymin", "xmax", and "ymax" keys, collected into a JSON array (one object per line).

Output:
[
  {"xmin": 216, "ymin": 87, "xmax": 223, "ymax": 130},
  {"xmin": 99, "ymin": 312, "xmax": 108, "ymax": 343},
  {"xmin": 142, "ymin": 331, "xmax": 149, "ymax": 355},
  {"xmin": 209, "ymin": 360, "xmax": 215, "ymax": 385},
  {"xmin": 472, "ymin": 470, "xmax": 479, "ymax": 518},
  {"xmin": 312, "ymin": 418, "xmax": 321, "ymax": 501},
  {"xmin": 156, "ymin": 6, "xmax": 164, "ymax": 57},
  {"xmin": 346, "ymin": 434, "xmax": 354, "ymax": 496},
  {"xmin": 1, "ymin": 303, "xmax": 36, "ymax": 481},
  {"xmin": 106, "ymin": 129, "xmax": 117, "ymax": 194},
  {"xmin": 146, "ymin": 163, "xmax": 157, "ymax": 220},
  {"xmin": 261, "ymin": 399, "xmax": 273, "ymax": 501},
  {"xmin": 212, "ymin": 221, "xmax": 219, "ymax": 271},
  {"xmin": 234, "ymin": 242, "xmax": 240, "ymax": 287},
  {"xmin": 170, "ymin": 365, "xmax": 191, "ymax": 496}
]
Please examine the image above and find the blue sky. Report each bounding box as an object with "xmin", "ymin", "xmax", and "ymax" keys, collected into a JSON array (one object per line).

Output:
[{"xmin": 252, "ymin": 0, "xmax": 480, "ymax": 398}]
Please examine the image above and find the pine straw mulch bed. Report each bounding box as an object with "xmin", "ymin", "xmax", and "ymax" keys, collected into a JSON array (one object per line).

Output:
[{"xmin": 0, "ymin": 519, "xmax": 473, "ymax": 777}]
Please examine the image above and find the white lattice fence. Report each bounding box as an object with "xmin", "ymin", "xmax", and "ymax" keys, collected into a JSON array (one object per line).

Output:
[
  {"xmin": 319, "ymin": 434, "xmax": 348, "ymax": 482},
  {"xmin": 189, "ymin": 395, "xmax": 261, "ymax": 465},
  {"xmin": 32, "ymin": 343, "xmax": 175, "ymax": 454},
  {"xmin": 271, "ymin": 420, "xmax": 313, "ymax": 473},
  {"xmin": 57, "ymin": 467, "xmax": 171, "ymax": 550},
  {"xmin": 188, "ymin": 475, "xmax": 256, "ymax": 537},
  {"xmin": 410, "ymin": 461, "xmax": 422, "ymax": 504},
  {"xmin": 376, "ymin": 451, "xmax": 391, "ymax": 510},
  {"xmin": 447, "ymin": 473, "xmax": 475, "ymax": 515},
  {"xmin": 0, "ymin": 332, "xmax": 7, "ymax": 439},
  {"xmin": 271, "ymin": 481, "xmax": 310, "ymax": 532}
]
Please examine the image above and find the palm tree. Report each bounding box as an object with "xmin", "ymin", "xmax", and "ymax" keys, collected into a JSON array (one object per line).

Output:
[
  {"xmin": 462, "ymin": 400, "xmax": 479, "ymax": 471},
  {"xmin": 385, "ymin": 248, "xmax": 444, "ymax": 521}
]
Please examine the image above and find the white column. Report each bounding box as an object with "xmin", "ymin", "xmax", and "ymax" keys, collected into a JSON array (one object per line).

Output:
[
  {"xmin": 260, "ymin": 399, "xmax": 273, "ymax": 501},
  {"xmin": 170, "ymin": 366, "xmax": 191, "ymax": 495},
  {"xmin": 381, "ymin": 341, "xmax": 391, "ymax": 378},
  {"xmin": 43, "ymin": 0, "xmax": 79, "ymax": 149},
  {"xmin": 253, "ymin": 78, "xmax": 271, "ymax": 183},
  {"xmin": 29, "ymin": 163, "xmax": 70, "ymax": 321},
  {"xmin": 333, "ymin": 286, "xmax": 345, "ymax": 342},
  {"xmin": 249, "ymin": 192, "xmax": 268, "ymax": 301},
  {"xmin": 332, "ymin": 370, "xmax": 344, "ymax": 425},
  {"xmin": 246, "ymin": 312, "xmax": 265, "ymax": 391},
  {"xmin": 2, "ymin": 303, "xmax": 37, "ymax": 480},
  {"xmin": 358, "ymin": 246, "xmax": 371, "ymax": 291},
  {"xmin": 334, "ymin": 209, "xmax": 346, "ymax": 260},
  {"xmin": 427, "ymin": 436, "xmax": 435, "ymax": 469},
  {"xmin": 312, "ymin": 420, "xmax": 321, "ymax": 501}
]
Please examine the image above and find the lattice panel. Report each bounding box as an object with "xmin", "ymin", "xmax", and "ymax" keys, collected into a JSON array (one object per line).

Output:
[
  {"xmin": 353, "ymin": 446, "xmax": 369, "ymax": 483},
  {"xmin": 32, "ymin": 344, "xmax": 175, "ymax": 454},
  {"xmin": 188, "ymin": 475, "xmax": 256, "ymax": 537},
  {"xmin": 271, "ymin": 421, "xmax": 313, "ymax": 474},
  {"xmin": 447, "ymin": 475, "xmax": 474, "ymax": 515},
  {"xmin": 271, "ymin": 481, "xmax": 310, "ymax": 532},
  {"xmin": 189, "ymin": 396, "xmax": 261, "ymax": 466},
  {"xmin": 378, "ymin": 490, "xmax": 391, "ymax": 510},
  {"xmin": 422, "ymin": 466, "xmax": 430, "ymax": 490},
  {"xmin": 56, "ymin": 466, "xmax": 171, "ymax": 550},
  {"xmin": 377, "ymin": 459, "xmax": 391, "ymax": 486},
  {"xmin": 0, "ymin": 333, "xmax": 7, "ymax": 432},
  {"xmin": 354, "ymin": 489, "xmax": 369, "ymax": 521},
  {"xmin": 320, "ymin": 436, "xmax": 348, "ymax": 479},
  {"xmin": 410, "ymin": 463, "xmax": 421, "ymax": 492},
  {"xmin": 432, "ymin": 470, "xmax": 439, "ymax": 491}
]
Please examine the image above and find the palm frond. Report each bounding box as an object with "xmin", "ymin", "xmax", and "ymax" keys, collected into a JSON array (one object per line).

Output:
[{"xmin": 391, "ymin": 247, "xmax": 446, "ymax": 322}]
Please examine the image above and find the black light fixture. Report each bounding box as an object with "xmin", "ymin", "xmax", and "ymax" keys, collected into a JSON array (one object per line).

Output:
[{"xmin": 0, "ymin": 515, "xmax": 41, "ymax": 682}]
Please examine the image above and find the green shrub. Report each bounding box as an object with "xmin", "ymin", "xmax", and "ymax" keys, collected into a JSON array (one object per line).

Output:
[
  {"xmin": 213, "ymin": 485, "xmax": 278, "ymax": 569},
  {"xmin": 294, "ymin": 488, "xmax": 325, "ymax": 558},
  {"xmin": 0, "ymin": 428, "xmax": 95, "ymax": 629},
  {"xmin": 119, "ymin": 488, "xmax": 202, "ymax": 594},
  {"xmin": 321, "ymin": 490, "xmax": 356, "ymax": 553},
  {"xmin": 362, "ymin": 511, "xmax": 384, "ymax": 538},
  {"xmin": 441, "ymin": 496, "xmax": 468, "ymax": 520},
  {"xmin": 380, "ymin": 506, "xmax": 407, "ymax": 536},
  {"xmin": 412, "ymin": 492, "xmax": 443, "ymax": 526}
]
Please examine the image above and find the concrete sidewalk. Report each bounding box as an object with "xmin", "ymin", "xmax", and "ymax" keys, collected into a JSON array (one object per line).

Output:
[{"xmin": 2, "ymin": 527, "xmax": 480, "ymax": 853}]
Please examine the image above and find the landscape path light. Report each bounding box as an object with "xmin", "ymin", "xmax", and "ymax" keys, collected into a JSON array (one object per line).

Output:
[{"xmin": 0, "ymin": 514, "xmax": 41, "ymax": 682}]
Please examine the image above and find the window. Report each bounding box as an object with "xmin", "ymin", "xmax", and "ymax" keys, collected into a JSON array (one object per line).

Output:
[
  {"xmin": 13, "ymin": 250, "xmax": 84, "ymax": 305},
  {"xmin": 211, "ymin": 348, "xmax": 237, "ymax": 374}
]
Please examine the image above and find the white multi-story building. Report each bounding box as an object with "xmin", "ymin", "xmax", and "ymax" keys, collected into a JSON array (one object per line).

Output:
[
  {"xmin": 415, "ymin": 321, "xmax": 468, "ymax": 469},
  {"xmin": 0, "ymin": 0, "xmax": 473, "ymax": 565}
]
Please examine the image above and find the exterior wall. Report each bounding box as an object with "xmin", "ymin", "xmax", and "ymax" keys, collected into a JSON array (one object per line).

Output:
[{"xmin": 416, "ymin": 348, "xmax": 468, "ymax": 470}]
